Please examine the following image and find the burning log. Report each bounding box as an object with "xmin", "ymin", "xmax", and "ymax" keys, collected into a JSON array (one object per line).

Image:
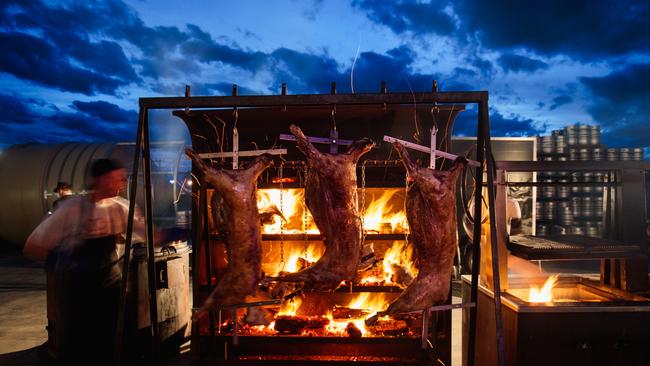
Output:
[
  {"xmin": 345, "ymin": 322, "xmax": 362, "ymax": 338},
  {"xmin": 274, "ymin": 315, "xmax": 330, "ymax": 334},
  {"xmin": 390, "ymin": 263, "xmax": 414, "ymax": 288},
  {"xmin": 367, "ymin": 317, "xmax": 409, "ymax": 336},
  {"xmin": 331, "ymin": 306, "xmax": 372, "ymax": 320}
]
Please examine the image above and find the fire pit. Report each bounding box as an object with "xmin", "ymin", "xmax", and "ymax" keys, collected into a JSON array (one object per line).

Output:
[{"xmin": 461, "ymin": 275, "xmax": 650, "ymax": 366}]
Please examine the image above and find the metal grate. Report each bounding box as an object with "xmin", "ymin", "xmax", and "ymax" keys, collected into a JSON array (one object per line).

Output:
[{"xmin": 508, "ymin": 235, "xmax": 643, "ymax": 260}]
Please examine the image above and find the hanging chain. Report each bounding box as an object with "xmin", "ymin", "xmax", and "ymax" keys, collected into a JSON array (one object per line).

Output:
[
  {"xmin": 360, "ymin": 161, "xmax": 367, "ymax": 242},
  {"xmin": 279, "ymin": 162, "xmax": 285, "ymax": 268},
  {"xmin": 302, "ymin": 165, "xmax": 309, "ymax": 258}
]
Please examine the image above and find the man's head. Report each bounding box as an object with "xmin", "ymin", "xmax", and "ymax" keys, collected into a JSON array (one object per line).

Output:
[
  {"xmin": 89, "ymin": 159, "xmax": 126, "ymax": 200},
  {"xmin": 54, "ymin": 181, "xmax": 72, "ymax": 197}
]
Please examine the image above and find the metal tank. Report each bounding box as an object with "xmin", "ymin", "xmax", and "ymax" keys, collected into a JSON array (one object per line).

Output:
[{"xmin": 0, "ymin": 142, "xmax": 186, "ymax": 247}]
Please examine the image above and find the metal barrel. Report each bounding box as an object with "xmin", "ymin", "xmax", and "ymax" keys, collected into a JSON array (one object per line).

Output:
[
  {"xmin": 633, "ymin": 148, "xmax": 643, "ymax": 161},
  {"xmin": 540, "ymin": 136, "xmax": 555, "ymax": 154},
  {"xmin": 569, "ymin": 225, "xmax": 584, "ymax": 235},
  {"xmin": 584, "ymin": 223, "xmax": 601, "ymax": 237},
  {"xmin": 572, "ymin": 197, "xmax": 582, "ymax": 218},
  {"xmin": 557, "ymin": 178, "xmax": 570, "ymax": 198},
  {"xmin": 619, "ymin": 148, "xmax": 631, "ymax": 161},
  {"xmin": 551, "ymin": 225, "xmax": 567, "ymax": 235},
  {"xmin": 582, "ymin": 172, "xmax": 593, "ymax": 193},
  {"xmin": 557, "ymin": 156, "xmax": 568, "ymax": 177},
  {"xmin": 558, "ymin": 202, "xmax": 573, "ymax": 226},
  {"xmin": 565, "ymin": 124, "xmax": 577, "ymax": 146},
  {"xmin": 593, "ymin": 196, "xmax": 604, "ymax": 218},
  {"xmin": 553, "ymin": 131, "xmax": 566, "ymax": 154},
  {"xmin": 593, "ymin": 172, "xmax": 604, "ymax": 193},
  {"xmin": 577, "ymin": 124, "xmax": 590, "ymax": 145},
  {"xmin": 569, "ymin": 147, "xmax": 578, "ymax": 161},
  {"xmin": 606, "ymin": 148, "xmax": 618, "ymax": 161},
  {"xmin": 536, "ymin": 201, "xmax": 543, "ymax": 220},
  {"xmin": 536, "ymin": 224, "xmax": 550, "ymax": 236},
  {"xmin": 589, "ymin": 125, "xmax": 601, "ymax": 145},
  {"xmin": 542, "ymin": 179, "xmax": 555, "ymax": 198},
  {"xmin": 578, "ymin": 147, "xmax": 590, "ymax": 161},
  {"xmin": 591, "ymin": 147, "xmax": 603, "ymax": 161},
  {"xmin": 571, "ymin": 172, "xmax": 582, "ymax": 194},
  {"xmin": 581, "ymin": 196, "xmax": 594, "ymax": 218},
  {"xmin": 543, "ymin": 201, "xmax": 556, "ymax": 221}
]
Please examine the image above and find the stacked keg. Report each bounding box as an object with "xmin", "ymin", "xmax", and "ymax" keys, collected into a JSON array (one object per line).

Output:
[{"xmin": 536, "ymin": 124, "xmax": 606, "ymax": 237}]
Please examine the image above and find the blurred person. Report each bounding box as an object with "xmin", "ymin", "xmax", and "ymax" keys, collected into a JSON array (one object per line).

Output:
[{"xmin": 24, "ymin": 159, "xmax": 152, "ymax": 365}]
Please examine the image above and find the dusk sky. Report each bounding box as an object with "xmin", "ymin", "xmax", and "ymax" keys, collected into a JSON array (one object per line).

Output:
[{"xmin": 1, "ymin": 0, "xmax": 649, "ymax": 149}]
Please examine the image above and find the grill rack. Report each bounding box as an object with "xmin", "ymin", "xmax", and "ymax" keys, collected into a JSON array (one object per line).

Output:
[{"xmin": 508, "ymin": 235, "xmax": 644, "ymax": 260}]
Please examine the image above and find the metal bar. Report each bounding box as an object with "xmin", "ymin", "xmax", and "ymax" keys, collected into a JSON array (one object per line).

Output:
[
  {"xmin": 398, "ymin": 302, "xmax": 477, "ymax": 315},
  {"xmin": 198, "ymin": 148, "xmax": 287, "ymax": 159},
  {"xmin": 115, "ymin": 106, "xmax": 145, "ymax": 366},
  {"xmin": 279, "ymin": 133, "xmax": 352, "ymax": 146},
  {"xmin": 330, "ymin": 129, "xmax": 339, "ymax": 154},
  {"xmin": 142, "ymin": 108, "xmax": 161, "ymax": 363},
  {"xmin": 507, "ymin": 181, "xmax": 615, "ymax": 187},
  {"xmin": 421, "ymin": 310, "xmax": 429, "ymax": 350},
  {"xmin": 483, "ymin": 100, "xmax": 506, "ymax": 366},
  {"xmin": 139, "ymin": 91, "xmax": 489, "ymax": 109},
  {"xmin": 429, "ymin": 128, "xmax": 437, "ymax": 170},
  {"xmin": 496, "ymin": 160, "xmax": 650, "ymax": 171},
  {"xmin": 383, "ymin": 136, "xmax": 481, "ymax": 167},
  {"xmin": 191, "ymin": 299, "xmax": 282, "ymax": 311},
  {"xmin": 466, "ymin": 105, "xmax": 485, "ymax": 366}
]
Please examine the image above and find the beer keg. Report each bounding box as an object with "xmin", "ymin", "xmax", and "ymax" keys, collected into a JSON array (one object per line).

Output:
[
  {"xmin": 606, "ymin": 148, "xmax": 618, "ymax": 161},
  {"xmin": 589, "ymin": 125, "xmax": 601, "ymax": 145},
  {"xmin": 565, "ymin": 124, "xmax": 577, "ymax": 146},
  {"xmin": 577, "ymin": 124, "xmax": 590, "ymax": 145}
]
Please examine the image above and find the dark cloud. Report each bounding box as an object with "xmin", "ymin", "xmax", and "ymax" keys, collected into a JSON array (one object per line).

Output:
[
  {"xmin": 352, "ymin": 0, "xmax": 456, "ymax": 35},
  {"xmin": 455, "ymin": 0, "xmax": 650, "ymax": 59},
  {"xmin": 498, "ymin": 53, "xmax": 548, "ymax": 73},
  {"xmin": 453, "ymin": 108, "xmax": 546, "ymax": 137},
  {"xmin": 72, "ymin": 101, "xmax": 137, "ymax": 124},
  {"xmin": 580, "ymin": 63, "xmax": 650, "ymax": 147},
  {"xmin": 0, "ymin": 31, "xmax": 124, "ymax": 95},
  {"xmin": 549, "ymin": 95, "xmax": 572, "ymax": 110},
  {"xmin": 0, "ymin": 93, "xmax": 38, "ymax": 125}
]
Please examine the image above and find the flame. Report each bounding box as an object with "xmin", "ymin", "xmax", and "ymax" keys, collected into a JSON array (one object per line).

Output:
[
  {"xmin": 382, "ymin": 241, "xmax": 418, "ymax": 285},
  {"xmin": 361, "ymin": 189, "xmax": 409, "ymax": 234},
  {"xmin": 346, "ymin": 292, "xmax": 390, "ymax": 313},
  {"xmin": 277, "ymin": 297, "xmax": 302, "ymax": 316},
  {"xmin": 528, "ymin": 275, "xmax": 559, "ymax": 302},
  {"xmin": 280, "ymin": 243, "xmax": 323, "ymax": 275},
  {"xmin": 257, "ymin": 188, "xmax": 409, "ymax": 235}
]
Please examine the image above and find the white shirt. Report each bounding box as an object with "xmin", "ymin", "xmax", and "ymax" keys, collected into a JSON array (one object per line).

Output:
[{"xmin": 24, "ymin": 195, "xmax": 146, "ymax": 259}]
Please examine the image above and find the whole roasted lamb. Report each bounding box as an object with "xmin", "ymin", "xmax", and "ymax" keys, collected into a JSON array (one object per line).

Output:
[
  {"xmin": 186, "ymin": 148, "xmax": 272, "ymax": 321},
  {"xmin": 271, "ymin": 125, "xmax": 374, "ymax": 291},
  {"xmin": 368, "ymin": 142, "xmax": 467, "ymax": 323}
]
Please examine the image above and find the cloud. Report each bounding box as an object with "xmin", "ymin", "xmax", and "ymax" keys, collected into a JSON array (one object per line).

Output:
[
  {"xmin": 580, "ymin": 63, "xmax": 650, "ymax": 147},
  {"xmin": 498, "ymin": 53, "xmax": 548, "ymax": 73},
  {"xmin": 0, "ymin": 31, "xmax": 125, "ymax": 95},
  {"xmin": 455, "ymin": 0, "xmax": 650, "ymax": 59},
  {"xmin": 453, "ymin": 108, "xmax": 546, "ymax": 137},
  {"xmin": 71, "ymin": 101, "xmax": 138, "ymax": 124},
  {"xmin": 0, "ymin": 93, "xmax": 38, "ymax": 125},
  {"xmin": 352, "ymin": 0, "xmax": 456, "ymax": 36},
  {"xmin": 549, "ymin": 95, "xmax": 573, "ymax": 110}
]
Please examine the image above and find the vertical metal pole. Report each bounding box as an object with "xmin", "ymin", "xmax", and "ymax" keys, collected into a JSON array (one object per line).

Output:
[
  {"xmin": 466, "ymin": 102, "xmax": 485, "ymax": 366},
  {"xmin": 142, "ymin": 108, "xmax": 161, "ymax": 363},
  {"xmin": 482, "ymin": 100, "xmax": 506, "ymax": 366},
  {"xmin": 115, "ymin": 106, "xmax": 145, "ymax": 366},
  {"xmin": 201, "ymin": 182, "xmax": 216, "ymax": 336},
  {"xmin": 190, "ymin": 168, "xmax": 201, "ymax": 361}
]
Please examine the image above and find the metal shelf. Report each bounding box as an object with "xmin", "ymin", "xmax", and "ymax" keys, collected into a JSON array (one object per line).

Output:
[{"xmin": 508, "ymin": 235, "xmax": 645, "ymax": 261}]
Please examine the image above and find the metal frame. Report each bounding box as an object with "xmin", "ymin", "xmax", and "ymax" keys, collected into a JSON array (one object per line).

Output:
[{"xmin": 119, "ymin": 88, "xmax": 507, "ymax": 366}]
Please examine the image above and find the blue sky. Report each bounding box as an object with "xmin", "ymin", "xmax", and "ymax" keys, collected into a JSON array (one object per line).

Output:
[{"xmin": 1, "ymin": 0, "xmax": 649, "ymax": 148}]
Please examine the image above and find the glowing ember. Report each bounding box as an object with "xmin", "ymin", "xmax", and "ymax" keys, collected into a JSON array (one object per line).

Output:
[
  {"xmin": 528, "ymin": 275, "xmax": 559, "ymax": 302},
  {"xmin": 277, "ymin": 297, "xmax": 302, "ymax": 316}
]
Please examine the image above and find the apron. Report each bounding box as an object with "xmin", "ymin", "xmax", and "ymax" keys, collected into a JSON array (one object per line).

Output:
[{"xmin": 48, "ymin": 234, "xmax": 121, "ymax": 365}]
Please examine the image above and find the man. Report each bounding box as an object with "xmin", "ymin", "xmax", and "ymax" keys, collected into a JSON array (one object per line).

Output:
[
  {"xmin": 51, "ymin": 181, "xmax": 73, "ymax": 211},
  {"xmin": 24, "ymin": 159, "xmax": 147, "ymax": 365}
]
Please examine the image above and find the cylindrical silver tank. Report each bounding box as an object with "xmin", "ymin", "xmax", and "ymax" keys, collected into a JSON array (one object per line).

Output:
[
  {"xmin": 565, "ymin": 125, "xmax": 577, "ymax": 146},
  {"xmin": 577, "ymin": 124, "xmax": 590, "ymax": 145},
  {"xmin": 0, "ymin": 143, "xmax": 117, "ymax": 246},
  {"xmin": 0, "ymin": 143, "xmax": 182, "ymax": 247}
]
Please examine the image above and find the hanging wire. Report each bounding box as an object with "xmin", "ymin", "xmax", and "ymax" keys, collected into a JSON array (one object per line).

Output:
[{"xmin": 301, "ymin": 165, "xmax": 309, "ymax": 258}]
